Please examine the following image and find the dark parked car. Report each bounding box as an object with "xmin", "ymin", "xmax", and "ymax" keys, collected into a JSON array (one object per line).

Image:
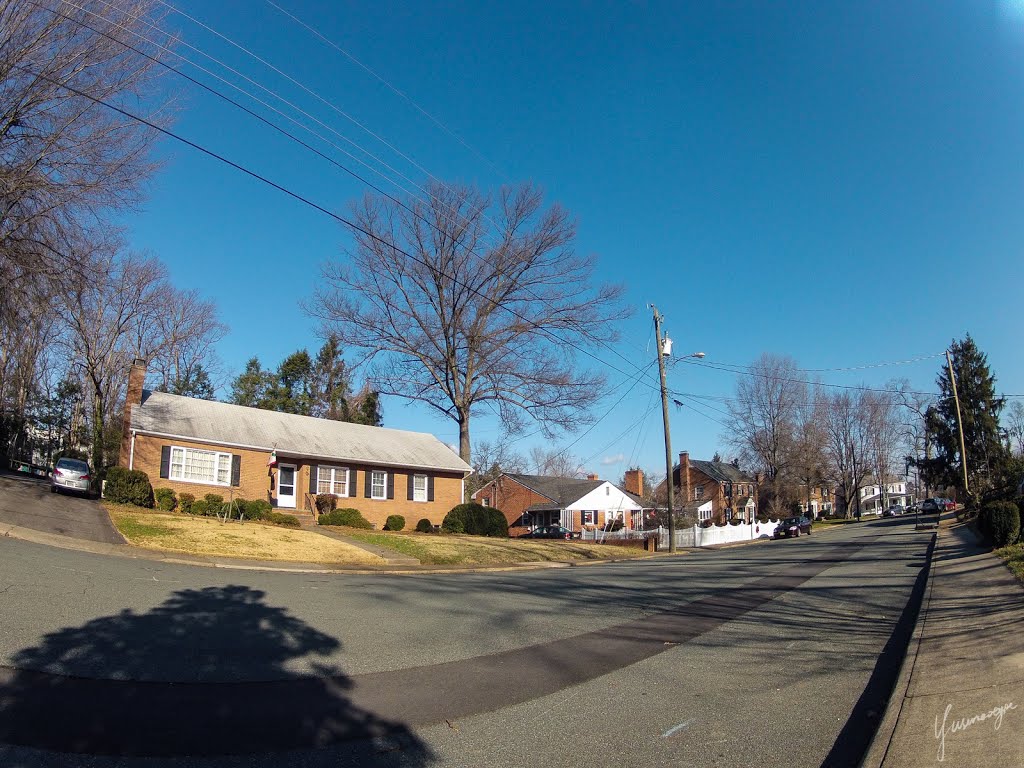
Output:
[
  {"xmin": 774, "ymin": 516, "xmax": 812, "ymax": 538},
  {"xmin": 50, "ymin": 457, "xmax": 92, "ymax": 496},
  {"xmin": 882, "ymin": 505, "xmax": 903, "ymax": 518},
  {"xmin": 518, "ymin": 524, "xmax": 581, "ymax": 540},
  {"xmin": 920, "ymin": 498, "xmax": 942, "ymax": 513}
]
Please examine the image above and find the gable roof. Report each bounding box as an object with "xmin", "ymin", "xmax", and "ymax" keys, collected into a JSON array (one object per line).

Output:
[
  {"xmin": 130, "ymin": 391, "xmax": 472, "ymax": 474},
  {"xmin": 501, "ymin": 473, "xmax": 645, "ymax": 509},
  {"xmin": 676, "ymin": 459, "xmax": 756, "ymax": 485}
]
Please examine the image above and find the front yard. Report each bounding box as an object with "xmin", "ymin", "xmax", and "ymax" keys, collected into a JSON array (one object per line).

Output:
[
  {"xmin": 995, "ymin": 542, "xmax": 1024, "ymax": 583},
  {"xmin": 106, "ymin": 505, "xmax": 386, "ymax": 565},
  {"xmin": 341, "ymin": 530, "xmax": 653, "ymax": 566}
]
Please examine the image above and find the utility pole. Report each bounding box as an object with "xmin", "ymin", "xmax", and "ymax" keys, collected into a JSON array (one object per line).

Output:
[
  {"xmin": 652, "ymin": 305, "xmax": 677, "ymax": 553},
  {"xmin": 946, "ymin": 349, "xmax": 970, "ymax": 497}
]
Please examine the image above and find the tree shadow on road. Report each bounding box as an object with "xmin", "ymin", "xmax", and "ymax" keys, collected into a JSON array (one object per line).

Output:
[{"xmin": 0, "ymin": 584, "xmax": 433, "ymax": 766}]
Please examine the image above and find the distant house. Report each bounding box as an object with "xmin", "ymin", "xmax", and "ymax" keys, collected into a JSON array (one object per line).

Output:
[
  {"xmin": 118, "ymin": 359, "xmax": 472, "ymax": 528},
  {"xmin": 797, "ymin": 485, "xmax": 835, "ymax": 518},
  {"xmin": 654, "ymin": 452, "xmax": 758, "ymax": 524},
  {"xmin": 857, "ymin": 479, "xmax": 912, "ymax": 514},
  {"xmin": 471, "ymin": 469, "xmax": 649, "ymax": 536}
]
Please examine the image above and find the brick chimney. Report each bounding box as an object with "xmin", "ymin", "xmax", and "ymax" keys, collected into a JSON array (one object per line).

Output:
[
  {"xmin": 623, "ymin": 469, "xmax": 644, "ymax": 496},
  {"xmin": 679, "ymin": 451, "xmax": 691, "ymax": 501},
  {"xmin": 119, "ymin": 358, "xmax": 147, "ymax": 468},
  {"xmin": 586, "ymin": 473, "xmax": 599, "ymax": 481}
]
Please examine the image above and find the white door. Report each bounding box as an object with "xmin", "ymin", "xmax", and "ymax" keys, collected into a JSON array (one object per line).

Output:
[{"xmin": 277, "ymin": 464, "xmax": 296, "ymax": 508}]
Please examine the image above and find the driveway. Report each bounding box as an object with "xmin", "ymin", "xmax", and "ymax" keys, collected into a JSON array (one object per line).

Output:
[{"xmin": 0, "ymin": 469, "xmax": 124, "ymax": 545}]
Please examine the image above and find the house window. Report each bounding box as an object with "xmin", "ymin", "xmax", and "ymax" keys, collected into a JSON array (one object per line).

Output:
[
  {"xmin": 695, "ymin": 486, "xmax": 704, "ymax": 500},
  {"xmin": 699, "ymin": 508, "xmax": 712, "ymax": 521},
  {"xmin": 413, "ymin": 474, "xmax": 428, "ymax": 502},
  {"xmin": 371, "ymin": 470, "xmax": 388, "ymax": 500},
  {"xmin": 481, "ymin": 496, "xmax": 490, "ymax": 507},
  {"xmin": 317, "ymin": 466, "xmax": 349, "ymax": 496},
  {"xmin": 170, "ymin": 447, "xmax": 231, "ymax": 486},
  {"xmin": 582, "ymin": 510, "xmax": 596, "ymax": 525}
]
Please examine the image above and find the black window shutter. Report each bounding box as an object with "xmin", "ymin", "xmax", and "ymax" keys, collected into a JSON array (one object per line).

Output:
[
  {"xmin": 387, "ymin": 472, "xmax": 394, "ymax": 499},
  {"xmin": 364, "ymin": 470, "xmax": 371, "ymax": 498},
  {"xmin": 427, "ymin": 475, "xmax": 434, "ymax": 502},
  {"xmin": 309, "ymin": 466, "xmax": 318, "ymax": 495},
  {"xmin": 231, "ymin": 455, "xmax": 241, "ymax": 486},
  {"xmin": 159, "ymin": 446, "xmax": 171, "ymax": 478},
  {"xmin": 407, "ymin": 473, "xmax": 414, "ymax": 500}
]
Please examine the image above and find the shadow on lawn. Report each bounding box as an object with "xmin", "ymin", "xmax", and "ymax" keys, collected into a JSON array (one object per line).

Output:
[{"xmin": 0, "ymin": 585, "xmax": 432, "ymax": 766}]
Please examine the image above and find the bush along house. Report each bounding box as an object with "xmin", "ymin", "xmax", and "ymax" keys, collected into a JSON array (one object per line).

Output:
[
  {"xmin": 654, "ymin": 452, "xmax": 758, "ymax": 525},
  {"xmin": 471, "ymin": 471, "xmax": 650, "ymax": 536},
  {"xmin": 118, "ymin": 359, "xmax": 472, "ymax": 528}
]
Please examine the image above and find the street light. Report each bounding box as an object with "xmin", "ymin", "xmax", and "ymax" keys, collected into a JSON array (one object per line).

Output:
[{"xmin": 651, "ymin": 304, "xmax": 704, "ymax": 553}]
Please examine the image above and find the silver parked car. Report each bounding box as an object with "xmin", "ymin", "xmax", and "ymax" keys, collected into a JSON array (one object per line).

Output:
[{"xmin": 51, "ymin": 457, "xmax": 92, "ymax": 496}]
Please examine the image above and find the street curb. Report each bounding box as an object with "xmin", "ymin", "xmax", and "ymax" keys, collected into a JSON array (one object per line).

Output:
[
  {"xmin": 1, "ymin": 521, "xmax": 667, "ymax": 576},
  {"xmin": 859, "ymin": 529, "xmax": 939, "ymax": 768}
]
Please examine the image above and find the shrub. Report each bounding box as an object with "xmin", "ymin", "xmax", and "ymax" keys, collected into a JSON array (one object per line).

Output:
[
  {"xmin": 154, "ymin": 487, "xmax": 176, "ymax": 512},
  {"xmin": 190, "ymin": 499, "xmax": 209, "ymax": 517},
  {"xmin": 981, "ymin": 501, "xmax": 1020, "ymax": 548},
  {"xmin": 265, "ymin": 511, "xmax": 301, "ymax": 528},
  {"xmin": 204, "ymin": 493, "xmax": 224, "ymax": 507},
  {"xmin": 178, "ymin": 492, "xmax": 195, "ymax": 514},
  {"xmin": 441, "ymin": 503, "xmax": 508, "ymax": 537},
  {"xmin": 314, "ymin": 493, "xmax": 337, "ymax": 514},
  {"xmin": 318, "ymin": 508, "xmax": 373, "ymax": 528},
  {"xmin": 384, "ymin": 514, "xmax": 406, "ymax": 531},
  {"xmin": 104, "ymin": 466, "xmax": 154, "ymax": 508},
  {"xmin": 242, "ymin": 499, "xmax": 272, "ymax": 521},
  {"xmin": 415, "ymin": 518, "xmax": 434, "ymax": 533},
  {"xmin": 602, "ymin": 519, "xmax": 625, "ymax": 532}
]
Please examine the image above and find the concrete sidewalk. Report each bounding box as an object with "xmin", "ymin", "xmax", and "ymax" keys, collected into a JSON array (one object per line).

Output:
[{"xmin": 863, "ymin": 516, "xmax": 1024, "ymax": 767}]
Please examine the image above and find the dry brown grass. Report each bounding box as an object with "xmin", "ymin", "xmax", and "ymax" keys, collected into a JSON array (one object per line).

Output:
[
  {"xmin": 106, "ymin": 506, "xmax": 385, "ymax": 565},
  {"xmin": 342, "ymin": 530, "xmax": 654, "ymax": 565}
]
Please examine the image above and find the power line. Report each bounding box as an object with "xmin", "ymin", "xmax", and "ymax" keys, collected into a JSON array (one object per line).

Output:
[
  {"xmin": 86, "ymin": 0, "xmax": 658, "ymax": 384},
  {"xmin": 264, "ymin": 0, "xmax": 508, "ymax": 181}
]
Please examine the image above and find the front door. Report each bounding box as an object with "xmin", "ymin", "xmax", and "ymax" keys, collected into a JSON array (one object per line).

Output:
[{"xmin": 277, "ymin": 464, "xmax": 296, "ymax": 508}]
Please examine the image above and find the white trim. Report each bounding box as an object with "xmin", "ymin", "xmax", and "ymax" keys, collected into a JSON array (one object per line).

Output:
[
  {"xmin": 316, "ymin": 465, "xmax": 351, "ymax": 497},
  {"xmin": 370, "ymin": 470, "xmax": 387, "ymax": 500},
  {"xmin": 168, "ymin": 445, "xmax": 232, "ymax": 487},
  {"xmin": 412, "ymin": 473, "xmax": 428, "ymax": 502},
  {"xmin": 277, "ymin": 462, "xmax": 297, "ymax": 509},
  {"xmin": 132, "ymin": 429, "xmax": 469, "ymax": 474},
  {"xmin": 129, "ymin": 430, "xmax": 136, "ymax": 470}
]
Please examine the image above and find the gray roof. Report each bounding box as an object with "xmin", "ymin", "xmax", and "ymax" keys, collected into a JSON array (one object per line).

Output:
[
  {"xmin": 131, "ymin": 391, "xmax": 472, "ymax": 474},
  {"xmin": 505, "ymin": 473, "xmax": 644, "ymax": 509}
]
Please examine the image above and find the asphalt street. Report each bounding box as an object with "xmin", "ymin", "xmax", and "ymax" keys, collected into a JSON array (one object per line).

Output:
[
  {"xmin": 0, "ymin": 516, "xmax": 932, "ymax": 767},
  {"xmin": 0, "ymin": 470, "xmax": 123, "ymax": 545}
]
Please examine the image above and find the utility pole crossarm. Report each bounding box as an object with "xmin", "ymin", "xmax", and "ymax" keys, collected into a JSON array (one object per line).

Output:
[{"xmin": 652, "ymin": 305, "xmax": 677, "ymax": 553}]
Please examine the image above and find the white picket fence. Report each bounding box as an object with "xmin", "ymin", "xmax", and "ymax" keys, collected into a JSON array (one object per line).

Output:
[{"xmin": 657, "ymin": 519, "xmax": 781, "ymax": 549}]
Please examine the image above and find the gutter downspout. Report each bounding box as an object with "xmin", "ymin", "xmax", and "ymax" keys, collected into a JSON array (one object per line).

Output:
[{"xmin": 129, "ymin": 430, "xmax": 136, "ymax": 470}]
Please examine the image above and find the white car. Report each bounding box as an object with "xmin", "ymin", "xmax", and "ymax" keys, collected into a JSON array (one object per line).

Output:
[{"xmin": 50, "ymin": 458, "xmax": 92, "ymax": 495}]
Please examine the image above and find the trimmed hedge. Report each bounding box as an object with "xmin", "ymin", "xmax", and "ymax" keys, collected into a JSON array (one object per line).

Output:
[
  {"xmin": 190, "ymin": 499, "xmax": 209, "ymax": 516},
  {"xmin": 383, "ymin": 514, "xmax": 406, "ymax": 531},
  {"xmin": 318, "ymin": 508, "xmax": 373, "ymax": 529},
  {"xmin": 178, "ymin": 492, "xmax": 195, "ymax": 514},
  {"xmin": 981, "ymin": 501, "xmax": 1020, "ymax": 548},
  {"xmin": 204, "ymin": 493, "xmax": 224, "ymax": 507},
  {"xmin": 154, "ymin": 487, "xmax": 176, "ymax": 512},
  {"xmin": 104, "ymin": 466, "xmax": 154, "ymax": 508},
  {"xmin": 242, "ymin": 499, "xmax": 272, "ymax": 521},
  {"xmin": 441, "ymin": 503, "xmax": 508, "ymax": 537},
  {"xmin": 415, "ymin": 518, "xmax": 433, "ymax": 533},
  {"xmin": 265, "ymin": 511, "xmax": 301, "ymax": 528}
]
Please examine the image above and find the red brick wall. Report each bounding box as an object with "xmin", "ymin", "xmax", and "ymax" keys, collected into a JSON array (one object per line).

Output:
[
  {"xmin": 474, "ymin": 476, "xmax": 551, "ymax": 536},
  {"xmin": 130, "ymin": 434, "xmax": 463, "ymax": 529}
]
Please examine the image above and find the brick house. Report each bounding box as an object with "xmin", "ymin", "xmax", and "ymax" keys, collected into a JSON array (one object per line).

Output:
[
  {"xmin": 471, "ymin": 470, "xmax": 649, "ymax": 536},
  {"xmin": 118, "ymin": 359, "xmax": 472, "ymax": 528},
  {"xmin": 655, "ymin": 452, "xmax": 758, "ymax": 524}
]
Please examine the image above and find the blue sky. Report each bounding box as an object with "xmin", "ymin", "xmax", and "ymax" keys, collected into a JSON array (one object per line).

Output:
[{"xmin": 122, "ymin": 0, "xmax": 1024, "ymax": 477}]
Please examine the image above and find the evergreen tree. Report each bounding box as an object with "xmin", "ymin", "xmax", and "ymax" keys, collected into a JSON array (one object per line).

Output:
[
  {"xmin": 266, "ymin": 350, "xmax": 313, "ymax": 414},
  {"xmin": 163, "ymin": 365, "xmax": 215, "ymax": 400},
  {"xmin": 229, "ymin": 358, "xmax": 273, "ymax": 408},
  {"xmin": 310, "ymin": 335, "xmax": 351, "ymax": 420},
  {"xmin": 922, "ymin": 335, "xmax": 1008, "ymax": 500}
]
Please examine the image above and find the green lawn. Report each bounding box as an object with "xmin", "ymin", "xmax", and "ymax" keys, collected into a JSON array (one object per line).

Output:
[
  {"xmin": 995, "ymin": 542, "xmax": 1024, "ymax": 583},
  {"xmin": 115, "ymin": 514, "xmax": 177, "ymax": 539}
]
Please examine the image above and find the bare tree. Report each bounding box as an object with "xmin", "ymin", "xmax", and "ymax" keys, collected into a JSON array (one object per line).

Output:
[
  {"xmin": 864, "ymin": 390, "xmax": 902, "ymax": 508},
  {"xmin": 310, "ymin": 181, "xmax": 629, "ymax": 464},
  {"xmin": 822, "ymin": 390, "xmax": 873, "ymax": 518},
  {"xmin": 0, "ymin": 0, "xmax": 172, "ymax": 314},
  {"xmin": 891, "ymin": 378, "xmax": 934, "ymax": 496},
  {"xmin": 528, "ymin": 445, "xmax": 585, "ymax": 478},
  {"xmin": 146, "ymin": 288, "xmax": 228, "ymax": 396},
  {"xmin": 1005, "ymin": 401, "xmax": 1024, "ymax": 457},
  {"xmin": 792, "ymin": 386, "xmax": 828, "ymax": 515},
  {"xmin": 725, "ymin": 354, "xmax": 807, "ymax": 515},
  {"xmin": 465, "ymin": 437, "xmax": 529, "ymax": 497},
  {"xmin": 57, "ymin": 244, "xmax": 167, "ymax": 470}
]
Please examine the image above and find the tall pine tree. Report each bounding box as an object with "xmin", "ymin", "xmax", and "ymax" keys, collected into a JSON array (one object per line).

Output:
[{"xmin": 923, "ymin": 335, "xmax": 1007, "ymax": 500}]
